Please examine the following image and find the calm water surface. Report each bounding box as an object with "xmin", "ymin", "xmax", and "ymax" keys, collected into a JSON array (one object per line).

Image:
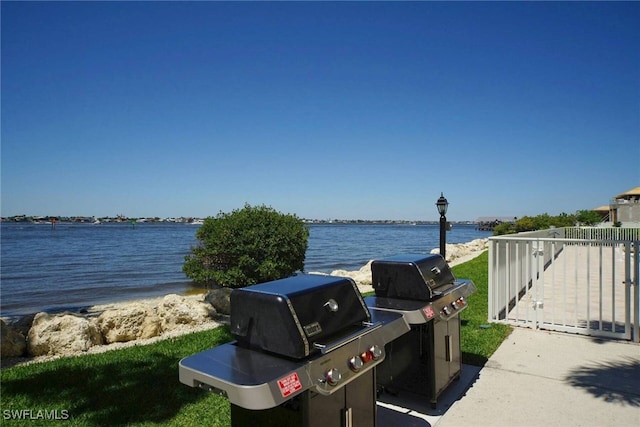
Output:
[{"xmin": 0, "ymin": 222, "xmax": 491, "ymax": 316}]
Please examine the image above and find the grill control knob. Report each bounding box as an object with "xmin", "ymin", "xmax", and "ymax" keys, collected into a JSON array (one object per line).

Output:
[
  {"xmin": 325, "ymin": 368, "xmax": 341, "ymax": 386},
  {"xmin": 451, "ymin": 301, "xmax": 459, "ymax": 310},
  {"xmin": 369, "ymin": 345, "xmax": 382, "ymax": 360},
  {"xmin": 348, "ymin": 356, "xmax": 364, "ymax": 372},
  {"xmin": 442, "ymin": 306, "xmax": 451, "ymax": 315}
]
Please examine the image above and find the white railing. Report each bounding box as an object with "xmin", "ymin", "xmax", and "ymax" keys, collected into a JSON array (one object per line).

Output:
[
  {"xmin": 564, "ymin": 227, "xmax": 640, "ymax": 241},
  {"xmin": 489, "ymin": 228, "xmax": 639, "ymax": 342}
]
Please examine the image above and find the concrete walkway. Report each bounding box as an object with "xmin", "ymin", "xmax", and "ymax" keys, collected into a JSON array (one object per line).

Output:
[
  {"xmin": 437, "ymin": 328, "xmax": 640, "ymax": 427},
  {"xmin": 377, "ymin": 327, "xmax": 640, "ymax": 427}
]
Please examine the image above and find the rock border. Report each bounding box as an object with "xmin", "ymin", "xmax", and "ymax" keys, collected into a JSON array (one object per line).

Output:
[{"xmin": 1, "ymin": 291, "xmax": 229, "ymax": 367}]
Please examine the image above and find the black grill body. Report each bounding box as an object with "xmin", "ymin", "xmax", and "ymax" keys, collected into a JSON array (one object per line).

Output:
[
  {"xmin": 372, "ymin": 254, "xmax": 455, "ymax": 301},
  {"xmin": 230, "ymin": 274, "xmax": 371, "ymax": 359}
]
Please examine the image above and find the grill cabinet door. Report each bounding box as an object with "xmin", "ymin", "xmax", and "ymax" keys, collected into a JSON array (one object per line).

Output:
[
  {"xmin": 433, "ymin": 316, "xmax": 462, "ymax": 401},
  {"xmin": 231, "ymin": 371, "xmax": 377, "ymax": 427}
]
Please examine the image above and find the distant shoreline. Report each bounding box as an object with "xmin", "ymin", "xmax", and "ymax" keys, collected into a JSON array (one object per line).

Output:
[{"xmin": 1, "ymin": 216, "xmax": 483, "ymax": 225}]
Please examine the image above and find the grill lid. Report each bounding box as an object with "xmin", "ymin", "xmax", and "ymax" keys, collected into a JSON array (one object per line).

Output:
[
  {"xmin": 230, "ymin": 274, "xmax": 371, "ymax": 359},
  {"xmin": 371, "ymin": 254, "xmax": 455, "ymax": 301}
]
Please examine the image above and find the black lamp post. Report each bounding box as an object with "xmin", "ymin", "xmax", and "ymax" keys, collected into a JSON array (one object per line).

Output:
[{"xmin": 436, "ymin": 192, "xmax": 449, "ymax": 260}]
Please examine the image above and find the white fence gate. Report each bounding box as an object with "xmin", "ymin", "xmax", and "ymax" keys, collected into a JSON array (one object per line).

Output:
[{"xmin": 488, "ymin": 228, "xmax": 639, "ymax": 342}]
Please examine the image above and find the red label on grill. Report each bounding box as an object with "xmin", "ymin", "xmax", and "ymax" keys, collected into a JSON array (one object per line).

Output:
[
  {"xmin": 423, "ymin": 305, "xmax": 435, "ymax": 319},
  {"xmin": 278, "ymin": 372, "xmax": 302, "ymax": 398}
]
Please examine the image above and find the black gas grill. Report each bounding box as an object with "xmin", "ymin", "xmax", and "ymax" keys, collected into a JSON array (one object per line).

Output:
[
  {"xmin": 230, "ymin": 274, "xmax": 373, "ymax": 360},
  {"xmin": 365, "ymin": 254, "xmax": 476, "ymax": 408},
  {"xmin": 179, "ymin": 274, "xmax": 409, "ymax": 427}
]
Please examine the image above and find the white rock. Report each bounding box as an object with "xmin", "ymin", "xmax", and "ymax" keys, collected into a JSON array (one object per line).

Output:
[
  {"xmin": 157, "ymin": 294, "xmax": 215, "ymax": 331},
  {"xmin": 431, "ymin": 238, "xmax": 488, "ymax": 263},
  {"xmin": 330, "ymin": 261, "xmax": 373, "ymax": 287},
  {"xmin": 27, "ymin": 312, "xmax": 103, "ymax": 356},
  {"xmin": 97, "ymin": 302, "xmax": 162, "ymax": 344},
  {"xmin": 323, "ymin": 261, "xmax": 375, "ymax": 294}
]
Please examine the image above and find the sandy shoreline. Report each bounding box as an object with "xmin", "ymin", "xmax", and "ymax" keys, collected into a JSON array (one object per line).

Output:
[{"xmin": 1, "ymin": 245, "xmax": 488, "ymax": 369}]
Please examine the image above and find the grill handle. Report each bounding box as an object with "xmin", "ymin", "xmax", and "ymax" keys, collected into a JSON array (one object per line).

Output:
[
  {"xmin": 313, "ymin": 322, "xmax": 382, "ymax": 354},
  {"xmin": 445, "ymin": 334, "xmax": 452, "ymax": 362},
  {"xmin": 344, "ymin": 407, "xmax": 353, "ymax": 427}
]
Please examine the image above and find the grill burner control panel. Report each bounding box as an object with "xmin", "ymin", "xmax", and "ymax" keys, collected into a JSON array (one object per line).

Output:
[
  {"xmin": 309, "ymin": 335, "xmax": 384, "ymax": 395},
  {"xmin": 430, "ymin": 280, "xmax": 476, "ymax": 321},
  {"xmin": 365, "ymin": 280, "xmax": 476, "ymax": 324}
]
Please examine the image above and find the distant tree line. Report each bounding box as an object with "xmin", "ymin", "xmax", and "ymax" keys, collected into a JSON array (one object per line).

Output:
[{"xmin": 493, "ymin": 210, "xmax": 604, "ymax": 236}]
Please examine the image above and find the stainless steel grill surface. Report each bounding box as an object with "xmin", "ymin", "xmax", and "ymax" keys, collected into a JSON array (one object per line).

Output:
[{"xmin": 179, "ymin": 274, "xmax": 410, "ymax": 426}]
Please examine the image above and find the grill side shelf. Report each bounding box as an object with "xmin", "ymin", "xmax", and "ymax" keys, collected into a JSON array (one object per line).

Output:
[
  {"xmin": 179, "ymin": 343, "xmax": 311, "ymax": 410},
  {"xmin": 178, "ymin": 311, "xmax": 409, "ymax": 410}
]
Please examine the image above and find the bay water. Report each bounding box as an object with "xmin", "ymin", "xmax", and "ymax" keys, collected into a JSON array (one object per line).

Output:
[{"xmin": 0, "ymin": 222, "xmax": 491, "ymax": 317}]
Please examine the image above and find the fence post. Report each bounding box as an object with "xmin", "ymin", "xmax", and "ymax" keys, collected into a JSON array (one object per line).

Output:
[
  {"xmin": 634, "ymin": 241, "xmax": 639, "ymax": 342},
  {"xmin": 488, "ymin": 239, "xmax": 495, "ymax": 322}
]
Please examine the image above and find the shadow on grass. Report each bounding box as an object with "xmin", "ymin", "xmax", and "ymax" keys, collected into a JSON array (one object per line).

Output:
[
  {"xmin": 565, "ymin": 356, "xmax": 640, "ymax": 407},
  {"xmin": 461, "ymin": 351, "xmax": 488, "ymax": 367},
  {"xmin": 1, "ymin": 350, "xmax": 209, "ymax": 425}
]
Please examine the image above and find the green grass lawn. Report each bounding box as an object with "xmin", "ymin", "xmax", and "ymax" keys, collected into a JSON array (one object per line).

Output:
[
  {"xmin": 1, "ymin": 327, "xmax": 234, "ymax": 426},
  {"xmin": 0, "ymin": 251, "xmax": 510, "ymax": 426}
]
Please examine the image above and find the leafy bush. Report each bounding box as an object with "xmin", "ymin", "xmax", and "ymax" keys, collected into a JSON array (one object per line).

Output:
[{"xmin": 183, "ymin": 204, "xmax": 309, "ymax": 287}]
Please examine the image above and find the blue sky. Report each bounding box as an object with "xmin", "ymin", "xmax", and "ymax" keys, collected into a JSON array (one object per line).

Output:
[{"xmin": 2, "ymin": 1, "xmax": 639, "ymax": 221}]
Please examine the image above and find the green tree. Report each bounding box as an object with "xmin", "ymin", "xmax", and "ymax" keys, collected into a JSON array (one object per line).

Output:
[
  {"xmin": 183, "ymin": 204, "xmax": 309, "ymax": 288},
  {"xmin": 551, "ymin": 212, "xmax": 576, "ymax": 227},
  {"xmin": 514, "ymin": 216, "xmax": 537, "ymax": 232},
  {"xmin": 532, "ymin": 213, "xmax": 553, "ymax": 230},
  {"xmin": 493, "ymin": 222, "xmax": 516, "ymax": 236},
  {"xmin": 575, "ymin": 210, "xmax": 602, "ymax": 226}
]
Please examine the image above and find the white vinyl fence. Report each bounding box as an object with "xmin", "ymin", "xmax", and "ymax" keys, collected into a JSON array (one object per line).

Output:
[{"xmin": 488, "ymin": 228, "xmax": 639, "ymax": 342}]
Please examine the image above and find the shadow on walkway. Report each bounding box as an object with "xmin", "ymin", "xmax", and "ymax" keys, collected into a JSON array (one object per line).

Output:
[{"xmin": 565, "ymin": 356, "xmax": 640, "ymax": 407}]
